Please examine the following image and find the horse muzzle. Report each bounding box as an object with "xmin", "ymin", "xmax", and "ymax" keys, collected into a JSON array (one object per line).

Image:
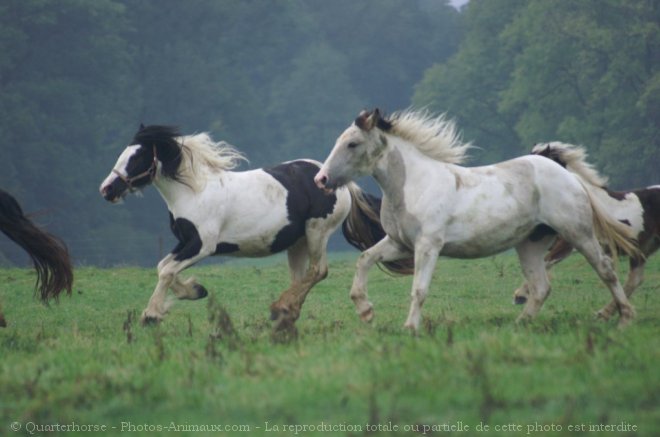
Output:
[
  {"xmin": 100, "ymin": 178, "xmax": 128, "ymax": 203},
  {"xmin": 314, "ymin": 170, "xmax": 338, "ymax": 194}
]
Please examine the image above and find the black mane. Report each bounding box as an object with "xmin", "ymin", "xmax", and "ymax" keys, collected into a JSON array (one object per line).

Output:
[{"xmin": 133, "ymin": 125, "xmax": 183, "ymax": 181}]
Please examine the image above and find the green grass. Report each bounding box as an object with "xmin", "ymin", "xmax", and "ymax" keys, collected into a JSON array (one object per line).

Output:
[{"xmin": 0, "ymin": 253, "xmax": 658, "ymax": 436}]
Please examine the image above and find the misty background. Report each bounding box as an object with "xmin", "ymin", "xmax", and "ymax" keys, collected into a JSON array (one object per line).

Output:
[{"xmin": 1, "ymin": 0, "xmax": 658, "ymax": 267}]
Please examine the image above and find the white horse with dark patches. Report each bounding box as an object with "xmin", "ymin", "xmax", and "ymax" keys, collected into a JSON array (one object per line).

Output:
[
  {"xmin": 513, "ymin": 142, "xmax": 660, "ymax": 319},
  {"xmin": 314, "ymin": 109, "xmax": 640, "ymax": 330},
  {"xmin": 100, "ymin": 125, "xmax": 409, "ymax": 330}
]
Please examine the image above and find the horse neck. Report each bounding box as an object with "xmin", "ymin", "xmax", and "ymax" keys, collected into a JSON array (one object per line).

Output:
[
  {"xmin": 153, "ymin": 174, "xmax": 205, "ymax": 212},
  {"xmin": 372, "ymin": 139, "xmax": 441, "ymax": 198}
]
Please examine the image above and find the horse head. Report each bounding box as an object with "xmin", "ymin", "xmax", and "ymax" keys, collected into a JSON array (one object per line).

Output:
[
  {"xmin": 315, "ymin": 108, "xmax": 391, "ymax": 193},
  {"xmin": 100, "ymin": 125, "xmax": 181, "ymax": 202}
]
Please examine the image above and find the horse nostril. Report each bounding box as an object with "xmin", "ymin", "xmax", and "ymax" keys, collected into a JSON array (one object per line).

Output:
[
  {"xmin": 314, "ymin": 173, "xmax": 328, "ymax": 189},
  {"xmin": 102, "ymin": 185, "xmax": 114, "ymax": 199}
]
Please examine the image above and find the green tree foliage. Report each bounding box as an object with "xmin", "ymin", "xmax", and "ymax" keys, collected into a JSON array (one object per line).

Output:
[{"xmin": 415, "ymin": 0, "xmax": 659, "ymax": 186}]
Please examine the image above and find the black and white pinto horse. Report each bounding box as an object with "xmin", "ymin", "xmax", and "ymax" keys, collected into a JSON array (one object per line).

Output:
[
  {"xmin": 513, "ymin": 142, "xmax": 660, "ymax": 319},
  {"xmin": 314, "ymin": 109, "xmax": 640, "ymax": 330},
  {"xmin": 100, "ymin": 125, "xmax": 409, "ymax": 329},
  {"xmin": 0, "ymin": 189, "xmax": 73, "ymax": 327}
]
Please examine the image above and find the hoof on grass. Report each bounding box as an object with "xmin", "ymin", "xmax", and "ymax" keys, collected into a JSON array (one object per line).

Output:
[
  {"xmin": 271, "ymin": 317, "xmax": 298, "ymax": 344},
  {"xmin": 359, "ymin": 307, "xmax": 374, "ymax": 323},
  {"xmin": 140, "ymin": 313, "xmax": 163, "ymax": 326},
  {"xmin": 514, "ymin": 295, "xmax": 527, "ymax": 305},
  {"xmin": 192, "ymin": 284, "xmax": 209, "ymax": 300}
]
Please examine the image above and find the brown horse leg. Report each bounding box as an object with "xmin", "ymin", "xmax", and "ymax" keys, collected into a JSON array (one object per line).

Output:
[{"xmin": 270, "ymin": 221, "xmax": 331, "ymax": 332}]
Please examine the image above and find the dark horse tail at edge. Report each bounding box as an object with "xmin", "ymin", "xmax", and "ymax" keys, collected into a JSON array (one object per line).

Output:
[{"xmin": 0, "ymin": 189, "xmax": 73, "ymax": 326}]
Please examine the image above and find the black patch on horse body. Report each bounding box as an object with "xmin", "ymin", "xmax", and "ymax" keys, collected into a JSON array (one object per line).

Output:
[
  {"xmin": 634, "ymin": 187, "xmax": 660, "ymax": 255},
  {"xmin": 215, "ymin": 242, "xmax": 240, "ymax": 254},
  {"xmin": 528, "ymin": 224, "xmax": 556, "ymax": 242},
  {"xmin": 169, "ymin": 213, "xmax": 202, "ymax": 261},
  {"xmin": 263, "ymin": 161, "xmax": 338, "ymax": 253}
]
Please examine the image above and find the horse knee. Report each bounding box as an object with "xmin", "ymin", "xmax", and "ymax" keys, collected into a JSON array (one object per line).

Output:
[{"xmin": 157, "ymin": 268, "xmax": 176, "ymax": 286}]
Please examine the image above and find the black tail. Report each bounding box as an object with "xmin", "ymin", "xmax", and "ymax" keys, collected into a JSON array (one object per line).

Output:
[
  {"xmin": 0, "ymin": 189, "xmax": 73, "ymax": 302},
  {"xmin": 343, "ymin": 184, "xmax": 414, "ymax": 275}
]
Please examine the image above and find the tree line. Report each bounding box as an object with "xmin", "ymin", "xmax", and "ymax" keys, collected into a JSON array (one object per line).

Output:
[{"xmin": 1, "ymin": 0, "xmax": 657, "ymax": 266}]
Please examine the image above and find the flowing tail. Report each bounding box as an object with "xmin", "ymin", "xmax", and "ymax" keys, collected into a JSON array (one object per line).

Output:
[
  {"xmin": 0, "ymin": 189, "xmax": 73, "ymax": 302},
  {"xmin": 582, "ymin": 182, "xmax": 641, "ymax": 261},
  {"xmin": 342, "ymin": 183, "xmax": 414, "ymax": 275}
]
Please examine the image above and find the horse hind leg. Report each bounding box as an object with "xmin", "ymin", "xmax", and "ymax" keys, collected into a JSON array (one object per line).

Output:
[
  {"xmin": 597, "ymin": 257, "xmax": 645, "ymax": 321},
  {"xmin": 513, "ymin": 237, "xmax": 572, "ymax": 305},
  {"xmin": 570, "ymin": 236, "xmax": 635, "ymax": 326},
  {"xmin": 515, "ymin": 236, "xmax": 555, "ymax": 323},
  {"xmin": 270, "ymin": 223, "xmax": 330, "ymax": 330}
]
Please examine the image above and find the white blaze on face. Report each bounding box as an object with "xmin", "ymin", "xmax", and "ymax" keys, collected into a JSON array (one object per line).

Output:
[{"xmin": 99, "ymin": 145, "xmax": 140, "ymax": 193}]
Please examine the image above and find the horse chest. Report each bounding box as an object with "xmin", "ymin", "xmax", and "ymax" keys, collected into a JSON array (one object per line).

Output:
[{"xmin": 380, "ymin": 199, "xmax": 420, "ymax": 249}]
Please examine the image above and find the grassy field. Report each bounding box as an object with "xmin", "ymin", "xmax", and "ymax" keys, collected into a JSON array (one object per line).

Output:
[{"xmin": 0, "ymin": 253, "xmax": 658, "ymax": 436}]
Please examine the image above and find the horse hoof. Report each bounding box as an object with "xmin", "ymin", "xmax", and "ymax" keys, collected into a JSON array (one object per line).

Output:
[
  {"xmin": 271, "ymin": 321, "xmax": 298, "ymax": 343},
  {"xmin": 140, "ymin": 313, "xmax": 163, "ymax": 326},
  {"xmin": 595, "ymin": 310, "xmax": 612, "ymax": 321},
  {"xmin": 514, "ymin": 296, "xmax": 527, "ymax": 305},
  {"xmin": 403, "ymin": 322, "xmax": 419, "ymax": 334},
  {"xmin": 193, "ymin": 284, "xmax": 209, "ymax": 299},
  {"xmin": 270, "ymin": 307, "xmax": 288, "ymax": 321},
  {"xmin": 360, "ymin": 307, "xmax": 374, "ymax": 323},
  {"xmin": 515, "ymin": 315, "xmax": 533, "ymax": 326}
]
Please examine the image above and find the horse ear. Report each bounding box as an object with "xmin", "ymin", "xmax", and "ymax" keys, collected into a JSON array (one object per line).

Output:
[
  {"xmin": 139, "ymin": 123, "xmax": 146, "ymax": 131},
  {"xmin": 355, "ymin": 110, "xmax": 371, "ymax": 130},
  {"xmin": 373, "ymin": 108, "xmax": 392, "ymax": 131},
  {"xmin": 364, "ymin": 108, "xmax": 380, "ymax": 131}
]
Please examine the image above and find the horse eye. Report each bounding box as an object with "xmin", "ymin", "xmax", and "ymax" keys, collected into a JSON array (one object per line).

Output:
[{"xmin": 347, "ymin": 142, "xmax": 360, "ymax": 149}]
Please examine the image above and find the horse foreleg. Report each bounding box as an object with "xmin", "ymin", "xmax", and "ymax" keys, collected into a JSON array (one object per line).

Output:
[
  {"xmin": 170, "ymin": 276, "xmax": 209, "ymax": 300},
  {"xmin": 597, "ymin": 257, "xmax": 645, "ymax": 321},
  {"xmin": 141, "ymin": 250, "xmax": 210, "ymax": 325},
  {"xmin": 0, "ymin": 305, "xmax": 6, "ymax": 328},
  {"xmin": 404, "ymin": 240, "xmax": 440, "ymax": 331},
  {"xmin": 350, "ymin": 236, "xmax": 411, "ymax": 323}
]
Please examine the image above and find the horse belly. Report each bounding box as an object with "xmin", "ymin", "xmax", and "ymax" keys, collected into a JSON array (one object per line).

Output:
[
  {"xmin": 439, "ymin": 175, "xmax": 540, "ymax": 257},
  {"xmin": 440, "ymin": 222, "xmax": 537, "ymax": 258}
]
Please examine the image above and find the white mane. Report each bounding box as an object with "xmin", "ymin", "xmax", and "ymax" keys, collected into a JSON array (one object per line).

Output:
[
  {"xmin": 176, "ymin": 133, "xmax": 247, "ymax": 191},
  {"xmin": 388, "ymin": 109, "xmax": 471, "ymax": 164},
  {"xmin": 532, "ymin": 142, "xmax": 608, "ymax": 188}
]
